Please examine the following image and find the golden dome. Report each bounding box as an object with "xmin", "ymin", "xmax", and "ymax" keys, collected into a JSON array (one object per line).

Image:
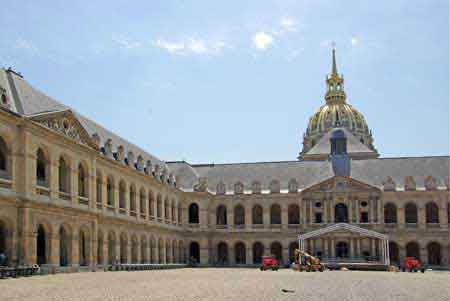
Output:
[{"xmin": 300, "ymin": 49, "xmax": 375, "ymax": 156}]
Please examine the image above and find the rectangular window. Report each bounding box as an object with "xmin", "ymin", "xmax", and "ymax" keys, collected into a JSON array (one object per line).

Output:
[
  {"xmin": 315, "ymin": 212, "xmax": 323, "ymax": 223},
  {"xmin": 360, "ymin": 212, "xmax": 369, "ymax": 223}
]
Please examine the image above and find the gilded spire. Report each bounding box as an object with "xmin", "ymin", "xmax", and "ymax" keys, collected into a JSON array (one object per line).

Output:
[
  {"xmin": 331, "ymin": 47, "xmax": 338, "ymax": 76},
  {"xmin": 325, "ymin": 46, "xmax": 346, "ymax": 104}
]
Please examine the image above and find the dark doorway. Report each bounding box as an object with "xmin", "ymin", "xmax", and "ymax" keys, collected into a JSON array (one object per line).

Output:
[
  {"xmin": 253, "ymin": 242, "xmax": 264, "ymax": 264},
  {"xmin": 335, "ymin": 203, "xmax": 348, "ymax": 223},
  {"xmin": 336, "ymin": 242, "xmax": 348, "ymax": 258},
  {"xmin": 189, "ymin": 242, "xmax": 200, "ymax": 263},
  {"xmin": 37, "ymin": 225, "xmax": 47, "ymax": 265}
]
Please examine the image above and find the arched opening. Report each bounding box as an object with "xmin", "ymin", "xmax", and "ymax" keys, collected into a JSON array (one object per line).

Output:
[
  {"xmin": 384, "ymin": 203, "xmax": 397, "ymax": 224},
  {"xmin": 0, "ymin": 137, "xmax": 9, "ymax": 178},
  {"xmin": 119, "ymin": 181, "xmax": 126, "ymax": 210},
  {"xmin": 235, "ymin": 242, "xmax": 246, "ymax": 264},
  {"xmin": 172, "ymin": 240, "xmax": 177, "ymax": 263},
  {"xmin": 336, "ymin": 242, "xmax": 349, "ymax": 258},
  {"xmin": 148, "ymin": 192, "xmax": 155, "ymax": 217},
  {"xmin": 165, "ymin": 240, "xmax": 171, "ymax": 263},
  {"xmin": 188, "ymin": 203, "xmax": 199, "ymax": 224},
  {"xmin": 78, "ymin": 164, "xmax": 87, "ymax": 198},
  {"xmin": 270, "ymin": 204, "xmax": 281, "ymax": 224},
  {"xmin": 36, "ymin": 225, "xmax": 47, "ymax": 265},
  {"xmin": 335, "ymin": 203, "xmax": 348, "ymax": 223},
  {"xmin": 150, "ymin": 238, "xmax": 156, "ymax": 263},
  {"xmin": 252, "ymin": 205, "xmax": 263, "ymax": 225},
  {"xmin": 216, "ymin": 205, "xmax": 227, "ymax": 225},
  {"xmin": 289, "ymin": 241, "xmax": 299, "ymax": 263},
  {"xmin": 189, "ymin": 242, "xmax": 200, "ymax": 264},
  {"xmin": 217, "ymin": 242, "xmax": 228, "ymax": 265},
  {"xmin": 59, "ymin": 226, "xmax": 69, "ymax": 267},
  {"xmin": 79, "ymin": 230, "xmax": 88, "ymax": 266},
  {"xmin": 270, "ymin": 242, "xmax": 282, "ymax": 262},
  {"xmin": 426, "ymin": 202, "xmax": 439, "ymax": 224},
  {"xmin": 108, "ymin": 233, "xmax": 116, "ymax": 264},
  {"xmin": 36, "ymin": 148, "xmax": 48, "ymax": 186},
  {"xmin": 0, "ymin": 221, "xmax": 6, "ymax": 263},
  {"xmin": 234, "ymin": 205, "xmax": 245, "ymax": 226},
  {"xmin": 288, "ymin": 204, "xmax": 300, "ymax": 224},
  {"xmin": 164, "ymin": 199, "xmax": 169, "ymax": 220},
  {"xmin": 253, "ymin": 242, "xmax": 264, "ymax": 264},
  {"xmin": 405, "ymin": 203, "xmax": 418, "ymax": 224},
  {"xmin": 106, "ymin": 177, "xmax": 114, "ymax": 206},
  {"xmin": 389, "ymin": 241, "xmax": 399, "ymax": 264},
  {"xmin": 58, "ymin": 157, "xmax": 70, "ymax": 193},
  {"xmin": 406, "ymin": 242, "xmax": 420, "ymax": 259},
  {"xmin": 427, "ymin": 242, "xmax": 441, "ymax": 265},
  {"xmin": 131, "ymin": 238, "xmax": 138, "ymax": 264},
  {"xmin": 120, "ymin": 234, "xmax": 127, "ymax": 264}
]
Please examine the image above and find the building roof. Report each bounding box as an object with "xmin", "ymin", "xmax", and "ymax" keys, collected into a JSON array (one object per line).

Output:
[{"xmin": 0, "ymin": 68, "xmax": 166, "ymax": 167}]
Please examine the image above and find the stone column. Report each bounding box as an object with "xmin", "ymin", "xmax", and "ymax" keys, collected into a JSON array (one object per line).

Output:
[
  {"xmin": 323, "ymin": 238, "xmax": 329, "ymax": 259},
  {"xmin": 302, "ymin": 199, "xmax": 307, "ymax": 226},
  {"xmin": 49, "ymin": 233, "xmax": 59, "ymax": 267},
  {"xmin": 246, "ymin": 246, "xmax": 253, "ymax": 265},
  {"xmin": 371, "ymin": 239, "xmax": 376, "ymax": 258},
  {"xmin": 356, "ymin": 239, "xmax": 361, "ymax": 258},
  {"xmin": 398, "ymin": 206, "xmax": 405, "ymax": 229},
  {"xmin": 348, "ymin": 197, "xmax": 353, "ymax": 224},
  {"xmin": 331, "ymin": 239, "xmax": 335, "ymax": 258},
  {"xmin": 200, "ymin": 240, "xmax": 209, "ymax": 265},
  {"xmin": 309, "ymin": 200, "xmax": 313, "ymax": 224},
  {"xmin": 350, "ymin": 237, "xmax": 355, "ymax": 258},
  {"xmin": 245, "ymin": 204, "xmax": 252, "ymax": 229},
  {"xmin": 71, "ymin": 233, "xmax": 79, "ymax": 268},
  {"xmin": 323, "ymin": 199, "xmax": 328, "ymax": 224},
  {"xmin": 282, "ymin": 246, "xmax": 289, "ymax": 265},
  {"xmin": 263, "ymin": 204, "xmax": 270, "ymax": 229},
  {"xmin": 70, "ymin": 161, "xmax": 77, "ymax": 204},
  {"xmin": 281, "ymin": 203, "xmax": 288, "ymax": 229},
  {"xmin": 227, "ymin": 204, "xmax": 233, "ymax": 229},
  {"xmin": 101, "ymin": 175, "xmax": 107, "ymax": 209}
]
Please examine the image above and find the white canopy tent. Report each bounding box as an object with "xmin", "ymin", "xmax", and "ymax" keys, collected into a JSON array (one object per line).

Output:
[{"xmin": 298, "ymin": 223, "xmax": 390, "ymax": 265}]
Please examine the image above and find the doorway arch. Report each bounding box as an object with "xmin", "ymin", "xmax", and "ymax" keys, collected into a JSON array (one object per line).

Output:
[{"xmin": 189, "ymin": 242, "xmax": 200, "ymax": 264}]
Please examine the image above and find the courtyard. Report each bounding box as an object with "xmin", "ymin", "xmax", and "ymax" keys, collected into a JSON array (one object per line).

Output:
[{"xmin": 0, "ymin": 268, "xmax": 449, "ymax": 301}]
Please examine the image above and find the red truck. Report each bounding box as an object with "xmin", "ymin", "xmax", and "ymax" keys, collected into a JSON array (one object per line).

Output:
[
  {"xmin": 401, "ymin": 257, "xmax": 425, "ymax": 273},
  {"xmin": 260, "ymin": 256, "xmax": 279, "ymax": 271}
]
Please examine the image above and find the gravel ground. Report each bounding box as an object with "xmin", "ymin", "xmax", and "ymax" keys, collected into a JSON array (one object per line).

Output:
[{"xmin": 1, "ymin": 268, "xmax": 449, "ymax": 301}]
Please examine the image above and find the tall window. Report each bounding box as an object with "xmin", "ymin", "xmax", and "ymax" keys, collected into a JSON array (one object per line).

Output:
[
  {"xmin": 384, "ymin": 203, "xmax": 397, "ymax": 224},
  {"xmin": 140, "ymin": 189, "xmax": 146, "ymax": 214},
  {"xmin": 188, "ymin": 203, "xmax": 199, "ymax": 224},
  {"xmin": 78, "ymin": 164, "xmax": 87, "ymax": 197},
  {"xmin": 119, "ymin": 181, "xmax": 126, "ymax": 209},
  {"xmin": 216, "ymin": 205, "xmax": 227, "ymax": 225},
  {"xmin": 234, "ymin": 205, "xmax": 245, "ymax": 225},
  {"xmin": 36, "ymin": 148, "xmax": 47, "ymax": 186},
  {"xmin": 0, "ymin": 137, "xmax": 7, "ymax": 177},
  {"xmin": 252, "ymin": 205, "xmax": 263, "ymax": 224},
  {"xmin": 96, "ymin": 174, "xmax": 102, "ymax": 204},
  {"xmin": 58, "ymin": 157, "xmax": 70, "ymax": 193},
  {"xmin": 426, "ymin": 202, "xmax": 439, "ymax": 224},
  {"xmin": 106, "ymin": 176, "xmax": 114, "ymax": 206},
  {"xmin": 288, "ymin": 204, "xmax": 300, "ymax": 224},
  {"xmin": 405, "ymin": 203, "xmax": 418, "ymax": 224},
  {"xmin": 129, "ymin": 185, "xmax": 136, "ymax": 212},
  {"xmin": 270, "ymin": 204, "xmax": 281, "ymax": 224}
]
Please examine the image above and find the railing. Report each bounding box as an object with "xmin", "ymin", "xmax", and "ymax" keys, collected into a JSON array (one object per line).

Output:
[
  {"xmin": 36, "ymin": 185, "xmax": 50, "ymax": 196},
  {"xmin": 0, "ymin": 175, "xmax": 12, "ymax": 189},
  {"xmin": 78, "ymin": 196, "xmax": 89, "ymax": 205},
  {"xmin": 58, "ymin": 191, "xmax": 71, "ymax": 201},
  {"xmin": 119, "ymin": 208, "xmax": 127, "ymax": 214},
  {"xmin": 130, "ymin": 211, "xmax": 137, "ymax": 217},
  {"xmin": 96, "ymin": 202, "xmax": 103, "ymax": 209}
]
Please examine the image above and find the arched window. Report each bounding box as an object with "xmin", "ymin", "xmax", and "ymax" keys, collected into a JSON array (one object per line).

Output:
[
  {"xmin": 106, "ymin": 176, "xmax": 114, "ymax": 206},
  {"xmin": 288, "ymin": 204, "xmax": 300, "ymax": 224},
  {"xmin": 289, "ymin": 241, "xmax": 299, "ymax": 263},
  {"xmin": 188, "ymin": 203, "xmax": 199, "ymax": 224},
  {"xmin": 270, "ymin": 204, "xmax": 281, "ymax": 224},
  {"xmin": 427, "ymin": 242, "xmax": 441, "ymax": 265},
  {"xmin": 405, "ymin": 203, "xmax": 418, "ymax": 224},
  {"xmin": 406, "ymin": 242, "xmax": 420, "ymax": 259},
  {"xmin": 58, "ymin": 157, "xmax": 70, "ymax": 193},
  {"xmin": 270, "ymin": 242, "xmax": 282, "ymax": 262},
  {"xmin": 384, "ymin": 203, "xmax": 397, "ymax": 224},
  {"xmin": 156, "ymin": 195, "xmax": 162, "ymax": 219},
  {"xmin": 79, "ymin": 230, "xmax": 88, "ymax": 266},
  {"xmin": 171, "ymin": 201, "xmax": 176, "ymax": 222},
  {"xmin": 120, "ymin": 234, "xmax": 127, "ymax": 264},
  {"xmin": 252, "ymin": 205, "xmax": 263, "ymax": 225},
  {"xmin": 148, "ymin": 191, "xmax": 154, "ymax": 217},
  {"xmin": 216, "ymin": 205, "xmax": 227, "ymax": 225},
  {"xmin": 78, "ymin": 163, "xmax": 87, "ymax": 197},
  {"xmin": 234, "ymin": 204, "xmax": 245, "ymax": 226},
  {"xmin": 140, "ymin": 237, "xmax": 147, "ymax": 263},
  {"xmin": 129, "ymin": 185, "xmax": 136, "ymax": 212},
  {"xmin": 0, "ymin": 137, "xmax": 8, "ymax": 177},
  {"xmin": 97, "ymin": 231, "xmax": 104, "ymax": 265},
  {"xmin": 119, "ymin": 181, "xmax": 126, "ymax": 210},
  {"xmin": 217, "ymin": 242, "xmax": 228, "ymax": 265},
  {"xmin": 426, "ymin": 202, "xmax": 439, "ymax": 223},
  {"xmin": 164, "ymin": 198, "xmax": 169, "ymax": 219},
  {"xmin": 139, "ymin": 189, "xmax": 146, "ymax": 214},
  {"xmin": 36, "ymin": 148, "xmax": 48, "ymax": 186},
  {"xmin": 235, "ymin": 242, "xmax": 246, "ymax": 264},
  {"xmin": 253, "ymin": 242, "xmax": 264, "ymax": 264},
  {"xmin": 131, "ymin": 237, "xmax": 138, "ymax": 264},
  {"xmin": 335, "ymin": 203, "xmax": 348, "ymax": 223}
]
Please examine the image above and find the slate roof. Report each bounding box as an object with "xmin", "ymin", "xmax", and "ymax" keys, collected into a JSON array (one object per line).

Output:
[
  {"xmin": 1, "ymin": 68, "xmax": 165, "ymax": 166},
  {"xmin": 167, "ymin": 156, "xmax": 450, "ymax": 192}
]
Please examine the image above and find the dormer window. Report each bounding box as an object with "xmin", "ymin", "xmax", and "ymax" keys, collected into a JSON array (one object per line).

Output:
[{"xmin": 330, "ymin": 129, "xmax": 347, "ymax": 155}]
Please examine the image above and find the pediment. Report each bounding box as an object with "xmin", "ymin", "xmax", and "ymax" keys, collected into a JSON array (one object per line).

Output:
[
  {"xmin": 302, "ymin": 176, "xmax": 380, "ymax": 195},
  {"xmin": 28, "ymin": 109, "xmax": 98, "ymax": 150}
]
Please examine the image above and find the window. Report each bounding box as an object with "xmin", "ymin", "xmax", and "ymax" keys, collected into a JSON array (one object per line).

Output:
[
  {"xmin": 315, "ymin": 212, "xmax": 323, "ymax": 223},
  {"xmin": 252, "ymin": 205, "xmax": 263, "ymax": 225},
  {"xmin": 78, "ymin": 164, "xmax": 87, "ymax": 197},
  {"xmin": 119, "ymin": 181, "xmax": 126, "ymax": 210},
  {"xmin": 426, "ymin": 202, "xmax": 439, "ymax": 224},
  {"xmin": 270, "ymin": 204, "xmax": 281, "ymax": 224},
  {"xmin": 0, "ymin": 137, "xmax": 7, "ymax": 173},
  {"xmin": 384, "ymin": 203, "xmax": 397, "ymax": 224},
  {"xmin": 129, "ymin": 185, "xmax": 136, "ymax": 212},
  {"xmin": 36, "ymin": 148, "xmax": 47, "ymax": 186},
  {"xmin": 106, "ymin": 177, "xmax": 114, "ymax": 206},
  {"xmin": 234, "ymin": 205, "xmax": 245, "ymax": 225},
  {"xmin": 96, "ymin": 174, "xmax": 102, "ymax": 204},
  {"xmin": 188, "ymin": 203, "xmax": 199, "ymax": 224},
  {"xmin": 288, "ymin": 204, "xmax": 300, "ymax": 224},
  {"xmin": 216, "ymin": 205, "xmax": 227, "ymax": 225},
  {"xmin": 405, "ymin": 203, "xmax": 417, "ymax": 224},
  {"xmin": 58, "ymin": 157, "xmax": 70, "ymax": 193},
  {"xmin": 360, "ymin": 212, "xmax": 369, "ymax": 223}
]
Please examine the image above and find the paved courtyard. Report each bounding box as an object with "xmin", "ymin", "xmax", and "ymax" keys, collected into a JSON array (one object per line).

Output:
[{"xmin": 0, "ymin": 268, "xmax": 449, "ymax": 301}]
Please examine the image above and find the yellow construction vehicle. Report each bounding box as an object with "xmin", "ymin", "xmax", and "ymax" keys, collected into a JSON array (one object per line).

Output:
[{"xmin": 293, "ymin": 249, "xmax": 325, "ymax": 272}]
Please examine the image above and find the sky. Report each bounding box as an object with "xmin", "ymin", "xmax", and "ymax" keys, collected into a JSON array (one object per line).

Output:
[{"xmin": 0, "ymin": 0, "xmax": 448, "ymax": 164}]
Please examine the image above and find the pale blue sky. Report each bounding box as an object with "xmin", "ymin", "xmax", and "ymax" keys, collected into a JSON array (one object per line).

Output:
[{"xmin": 1, "ymin": 0, "xmax": 448, "ymax": 163}]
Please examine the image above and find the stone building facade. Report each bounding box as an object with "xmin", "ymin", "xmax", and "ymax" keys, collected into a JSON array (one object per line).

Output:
[{"xmin": 0, "ymin": 51, "xmax": 449, "ymax": 271}]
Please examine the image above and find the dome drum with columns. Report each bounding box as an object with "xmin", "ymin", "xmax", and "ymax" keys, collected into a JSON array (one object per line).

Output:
[{"xmin": 300, "ymin": 49, "xmax": 377, "ymax": 159}]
